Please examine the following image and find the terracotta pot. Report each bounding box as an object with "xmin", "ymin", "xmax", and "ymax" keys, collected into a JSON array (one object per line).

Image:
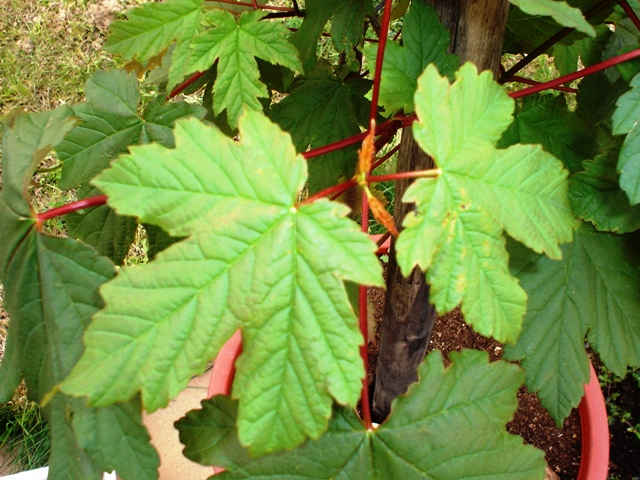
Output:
[{"xmin": 207, "ymin": 331, "xmax": 610, "ymax": 479}]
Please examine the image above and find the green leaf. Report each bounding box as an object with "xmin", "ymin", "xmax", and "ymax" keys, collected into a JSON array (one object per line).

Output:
[
  {"xmin": 553, "ymin": 24, "xmax": 612, "ymax": 75},
  {"xmin": 504, "ymin": 0, "xmax": 611, "ymax": 54},
  {"xmin": 613, "ymin": 72, "xmax": 640, "ymax": 135},
  {"xmin": 57, "ymin": 69, "xmax": 206, "ymax": 189},
  {"xmin": 506, "ymin": 223, "xmax": 640, "ymax": 423},
  {"xmin": 364, "ymin": 1, "xmax": 459, "ymax": 113},
  {"xmin": 1, "ymin": 107, "xmax": 77, "ymax": 216},
  {"xmin": 60, "ymin": 112, "xmax": 383, "ymax": 455},
  {"xmin": 396, "ymin": 64, "xmax": 576, "ymax": 344},
  {"xmin": 499, "ymin": 94, "xmax": 597, "ymax": 172},
  {"xmin": 289, "ymin": 0, "xmax": 341, "ymax": 73},
  {"xmin": 66, "ymin": 186, "xmax": 138, "ymax": 265},
  {"xmin": 509, "ymin": 0, "xmax": 595, "ymax": 36},
  {"xmin": 618, "ymin": 124, "xmax": 640, "ymax": 205},
  {"xmin": 187, "ymin": 9, "xmax": 302, "ymax": 128},
  {"xmin": 0, "ymin": 110, "xmax": 159, "ymax": 479},
  {"xmin": 569, "ymin": 153, "xmax": 640, "ymax": 233},
  {"xmin": 104, "ymin": 0, "xmax": 204, "ymax": 89},
  {"xmin": 270, "ymin": 64, "xmax": 371, "ymax": 193},
  {"xmin": 329, "ymin": 0, "xmax": 372, "ymax": 71},
  {"xmin": 177, "ymin": 350, "xmax": 546, "ymax": 479}
]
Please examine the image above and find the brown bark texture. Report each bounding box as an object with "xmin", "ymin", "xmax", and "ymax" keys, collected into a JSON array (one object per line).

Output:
[{"xmin": 371, "ymin": 0, "xmax": 510, "ymax": 422}]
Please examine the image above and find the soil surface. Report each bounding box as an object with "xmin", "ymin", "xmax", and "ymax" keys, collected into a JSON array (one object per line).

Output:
[{"xmin": 368, "ymin": 287, "xmax": 581, "ymax": 479}]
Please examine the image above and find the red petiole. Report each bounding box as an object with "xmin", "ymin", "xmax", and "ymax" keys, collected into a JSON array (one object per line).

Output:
[{"xmin": 36, "ymin": 195, "xmax": 108, "ymax": 227}]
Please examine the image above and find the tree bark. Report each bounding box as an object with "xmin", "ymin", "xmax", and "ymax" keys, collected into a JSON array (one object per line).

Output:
[{"xmin": 371, "ymin": 0, "xmax": 510, "ymax": 422}]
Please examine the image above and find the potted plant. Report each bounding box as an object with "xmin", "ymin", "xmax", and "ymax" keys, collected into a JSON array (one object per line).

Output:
[{"xmin": 0, "ymin": 0, "xmax": 637, "ymax": 478}]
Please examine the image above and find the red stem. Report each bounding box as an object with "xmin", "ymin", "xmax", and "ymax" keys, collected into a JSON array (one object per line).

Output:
[
  {"xmin": 510, "ymin": 47, "xmax": 640, "ymax": 99},
  {"xmin": 36, "ymin": 195, "xmax": 108, "ymax": 225},
  {"xmin": 359, "ymin": 190, "xmax": 373, "ymax": 430},
  {"xmin": 251, "ymin": 0, "xmax": 259, "ymax": 9},
  {"xmin": 371, "ymin": 144, "xmax": 401, "ymax": 171},
  {"xmin": 369, "ymin": 0, "xmax": 394, "ymax": 123},
  {"xmin": 210, "ymin": 0, "xmax": 294, "ymax": 11},
  {"xmin": 619, "ymin": 0, "xmax": 640, "ymax": 31},
  {"xmin": 169, "ymin": 71, "xmax": 206, "ymax": 99},
  {"xmin": 508, "ymin": 75, "xmax": 578, "ymax": 93}
]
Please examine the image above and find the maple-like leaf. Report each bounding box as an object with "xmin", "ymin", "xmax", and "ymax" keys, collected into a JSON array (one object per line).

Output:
[
  {"xmin": 57, "ymin": 69, "xmax": 206, "ymax": 189},
  {"xmin": 364, "ymin": 1, "xmax": 459, "ymax": 113},
  {"xmin": 396, "ymin": 63, "xmax": 576, "ymax": 344},
  {"xmin": 187, "ymin": 9, "xmax": 302, "ymax": 128},
  {"xmin": 104, "ymin": 0, "xmax": 204, "ymax": 89},
  {"xmin": 506, "ymin": 223, "xmax": 640, "ymax": 422},
  {"xmin": 569, "ymin": 153, "xmax": 640, "ymax": 233},
  {"xmin": 613, "ymin": 72, "xmax": 640, "ymax": 205},
  {"xmin": 176, "ymin": 350, "xmax": 546, "ymax": 479},
  {"xmin": 0, "ymin": 110, "xmax": 159, "ymax": 480},
  {"xmin": 270, "ymin": 63, "xmax": 371, "ymax": 193},
  {"xmin": 60, "ymin": 111, "xmax": 383, "ymax": 455},
  {"xmin": 499, "ymin": 94, "xmax": 597, "ymax": 173},
  {"xmin": 509, "ymin": 0, "xmax": 595, "ymax": 36}
]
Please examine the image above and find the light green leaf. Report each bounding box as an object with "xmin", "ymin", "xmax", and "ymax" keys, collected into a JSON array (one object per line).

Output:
[
  {"xmin": 397, "ymin": 64, "xmax": 575, "ymax": 344},
  {"xmin": 188, "ymin": 9, "xmax": 302, "ymax": 128},
  {"xmin": 105, "ymin": 0, "xmax": 203, "ymax": 88},
  {"xmin": 364, "ymin": 1, "xmax": 459, "ymax": 113},
  {"xmin": 176, "ymin": 350, "xmax": 546, "ymax": 479},
  {"xmin": 57, "ymin": 70, "xmax": 205, "ymax": 189},
  {"xmin": 509, "ymin": 0, "xmax": 595, "ymax": 36},
  {"xmin": 569, "ymin": 153, "xmax": 640, "ymax": 233},
  {"xmin": 61, "ymin": 112, "xmax": 383, "ymax": 455},
  {"xmin": 506, "ymin": 223, "xmax": 640, "ymax": 424},
  {"xmin": 269, "ymin": 64, "xmax": 371, "ymax": 193}
]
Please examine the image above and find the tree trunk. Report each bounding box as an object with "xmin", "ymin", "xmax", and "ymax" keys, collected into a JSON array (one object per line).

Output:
[{"xmin": 371, "ymin": 0, "xmax": 510, "ymax": 422}]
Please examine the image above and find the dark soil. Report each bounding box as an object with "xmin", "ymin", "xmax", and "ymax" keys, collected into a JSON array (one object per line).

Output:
[
  {"xmin": 596, "ymin": 363, "xmax": 640, "ymax": 479},
  {"xmin": 367, "ymin": 287, "xmax": 582, "ymax": 479}
]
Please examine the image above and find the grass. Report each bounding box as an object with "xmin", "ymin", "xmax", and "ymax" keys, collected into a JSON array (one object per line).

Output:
[{"xmin": 0, "ymin": 400, "xmax": 51, "ymax": 474}]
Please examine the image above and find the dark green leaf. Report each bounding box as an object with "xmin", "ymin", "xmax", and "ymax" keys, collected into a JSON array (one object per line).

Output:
[
  {"xmin": 618, "ymin": 124, "xmax": 640, "ymax": 204},
  {"xmin": 66, "ymin": 186, "xmax": 138, "ymax": 265},
  {"xmin": 569, "ymin": 153, "xmax": 640, "ymax": 232},
  {"xmin": 270, "ymin": 63, "xmax": 371, "ymax": 193},
  {"xmin": 506, "ymin": 223, "xmax": 640, "ymax": 424},
  {"xmin": 499, "ymin": 94, "xmax": 597, "ymax": 172},
  {"xmin": 553, "ymin": 24, "xmax": 611, "ymax": 75},
  {"xmin": 57, "ymin": 70, "xmax": 206, "ymax": 189},
  {"xmin": 177, "ymin": 350, "xmax": 546, "ymax": 479}
]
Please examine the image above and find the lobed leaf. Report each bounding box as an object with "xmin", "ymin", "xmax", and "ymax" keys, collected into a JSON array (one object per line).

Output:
[
  {"xmin": 397, "ymin": 64, "xmax": 576, "ymax": 343},
  {"xmin": 57, "ymin": 70, "xmax": 205, "ymax": 190},
  {"xmin": 509, "ymin": 0, "xmax": 595, "ymax": 36},
  {"xmin": 188, "ymin": 9, "xmax": 302, "ymax": 128},
  {"xmin": 364, "ymin": 1, "xmax": 459, "ymax": 113},
  {"xmin": 270, "ymin": 64, "xmax": 371, "ymax": 193},
  {"xmin": 104, "ymin": 0, "xmax": 203, "ymax": 88},
  {"xmin": 60, "ymin": 111, "xmax": 383, "ymax": 455},
  {"xmin": 506, "ymin": 224, "xmax": 640, "ymax": 423},
  {"xmin": 176, "ymin": 350, "xmax": 546, "ymax": 479},
  {"xmin": 569, "ymin": 153, "xmax": 640, "ymax": 233}
]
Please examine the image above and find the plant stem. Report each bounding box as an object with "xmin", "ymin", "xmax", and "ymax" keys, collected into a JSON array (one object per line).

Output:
[
  {"xmin": 36, "ymin": 195, "xmax": 108, "ymax": 227},
  {"xmin": 619, "ymin": 0, "xmax": 640, "ymax": 31},
  {"xmin": 369, "ymin": 0, "xmax": 394, "ymax": 123},
  {"xmin": 36, "ymin": 163, "xmax": 63, "ymax": 174},
  {"xmin": 510, "ymin": 47, "xmax": 640, "ymax": 98},
  {"xmin": 300, "ymin": 179, "xmax": 358, "ymax": 205},
  {"xmin": 507, "ymin": 75, "xmax": 578, "ymax": 93},
  {"xmin": 501, "ymin": 0, "xmax": 616, "ymax": 82},
  {"xmin": 169, "ymin": 71, "xmax": 206, "ymax": 99},
  {"xmin": 371, "ymin": 144, "xmax": 401, "ymax": 171},
  {"xmin": 359, "ymin": 190, "xmax": 373, "ymax": 431}
]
